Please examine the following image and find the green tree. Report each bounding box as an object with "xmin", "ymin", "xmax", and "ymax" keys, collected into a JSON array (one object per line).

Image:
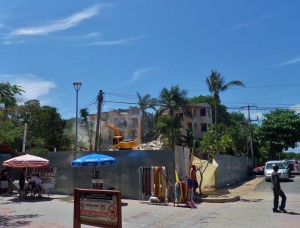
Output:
[
  {"xmin": 156, "ymin": 115, "xmax": 182, "ymax": 149},
  {"xmin": 157, "ymin": 85, "xmax": 189, "ymax": 117},
  {"xmin": 0, "ymin": 82, "xmax": 24, "ymax": 107},
  {"xmin": 80, "ymin": 108, "xmax": 94, "ymax": 150},
  {"xmin": 205, "ymin": 70, "xmax": 245, "ymax": 135},
  {"xmin": 190, "ymin": 96, "xmax": 249, "ymax": 156},
  {"xmin": 200, "ymin": 125, "xmax": 233, "ymax": 159},
  {"xmin": 137, "ymin": 92, "xmax": 157, "ymax": 143},
  {"xmin": 198, "ymin": 125, "xmax": 233, "ymax": 194},
  {"xmin": 0, "ymin": 111, "xmax": 23, "ymax": 143},
  {"xmin": 17, "ymin": 100, "xmax": 70, "ymax": 153},
  {"xmin": 156, "ymin": 85, "xmax": 189, "ymax": 148},
  {"xmin": 222, "ymin": 112, "xmax": 249, "ymax": 156},
  {"xmin": 0, "ymin": 82, "xmax": 24, "ymax": 152},
  {"xmin": 142, "ymin": 112, "xmax": 157, "ymax": 143},
  {"xmin": 256, "ymin": 109, "xmax": 300, "ymax": 160}
]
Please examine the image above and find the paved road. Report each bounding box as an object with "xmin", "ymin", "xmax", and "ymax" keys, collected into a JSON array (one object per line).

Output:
[
  {"xmin": 195, "ymin": 174, "xmax": 300, "ymax": 228},
  {"xmin": 0, "ymin": 174, "xmax": 299, "ymax": 227}
]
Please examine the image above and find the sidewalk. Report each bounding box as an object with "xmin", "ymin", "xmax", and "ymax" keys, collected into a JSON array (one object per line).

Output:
[
  {"xmin": 194, "ymin": 176, "xmax": 264, "ymax": 203},
  {"xmin": 0, "ymin": 176, "xmax": 265, "ymax": 227}
]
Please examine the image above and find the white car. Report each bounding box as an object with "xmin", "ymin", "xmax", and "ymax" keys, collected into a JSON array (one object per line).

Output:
[{"xmin": 264, "ymin": 160, "xmax": 290, "ymax": 181}]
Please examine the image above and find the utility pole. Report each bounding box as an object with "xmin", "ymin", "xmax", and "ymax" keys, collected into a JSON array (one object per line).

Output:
[
  {"xmin": 94, "ymin": 90, "xmax": 104, "ymax": 151},
  {"xmin": 22, "ymin": 123, "xmax": 27, "ymax": 153},
  {"xmin": 241, "ymin": 105, "xmax": 258, "ymax": 178}
]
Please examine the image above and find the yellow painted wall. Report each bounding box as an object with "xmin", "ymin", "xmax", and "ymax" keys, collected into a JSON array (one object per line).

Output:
[{"xmin": 192, "ymin": 156, "xmax": 218, "ymax": 191}]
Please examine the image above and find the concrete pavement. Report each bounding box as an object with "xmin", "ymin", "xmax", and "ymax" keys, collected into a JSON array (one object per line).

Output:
[{"xmin": 0, "ymin": 175, "xmax": 299, "ymax": 227}]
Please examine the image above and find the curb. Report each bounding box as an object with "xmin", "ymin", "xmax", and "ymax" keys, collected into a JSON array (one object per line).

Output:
[{"xmin": 197, "ymin": 195, "xmax": 240, "ymax": 203}]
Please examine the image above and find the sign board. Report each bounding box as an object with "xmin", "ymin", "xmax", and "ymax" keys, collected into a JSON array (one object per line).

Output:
[
  {"xmin": 91, "ymin": 179, "xmax": 103, "ymax": 190},
  {"xmin": 74, "ymin": 188, "xmax": 122, "ymax": 228}
]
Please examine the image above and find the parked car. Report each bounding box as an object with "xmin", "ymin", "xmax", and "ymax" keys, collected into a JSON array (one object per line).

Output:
[
  {"xmin": 281, "ymin": 160, "xmax": 293, "ymax": 177},
  {"xmin": 264, "ymin": 160, "xmax": 290, "ymax": 181},
  {"xmin": 254, "ymin": 166, "xmax": 265, "ymax": 175}
]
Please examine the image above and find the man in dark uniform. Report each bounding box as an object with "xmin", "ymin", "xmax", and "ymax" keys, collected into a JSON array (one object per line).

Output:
[{"xmin": 271, "ymin": 165, "xmax": 287, "ymax": 213}]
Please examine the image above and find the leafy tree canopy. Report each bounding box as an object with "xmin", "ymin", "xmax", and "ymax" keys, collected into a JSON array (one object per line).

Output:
[
  {"xmin": 256, "ymin": 109, "xmax": 300, "ymax": 159},
  {"xmin": 157, "ymin": 85, "xmax": 189, "ymax": 117},
  {"xmin": 156, "ymin": 115, "xmax": 182, "ymax": 149},
  {"xmin": 0, "ymin": 82, "xmax": 24, "ymax": 108},
  {"xmin": 199, "ymin": 125, "xmax": 233, "ymax": 161},
  {"xmin": 16, "ymin": 100, "xmax": 69, "ymax": 153}
]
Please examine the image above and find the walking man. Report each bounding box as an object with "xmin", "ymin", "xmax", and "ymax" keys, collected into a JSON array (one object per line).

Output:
[{"xmin": 271, "ymin": 165, "xmax": 287, "ymax": 213}]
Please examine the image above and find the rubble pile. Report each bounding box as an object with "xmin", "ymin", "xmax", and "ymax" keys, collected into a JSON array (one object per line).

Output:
[{"xmin": 134, "ymin": 138, "xmax": 164, "ymax": 150}]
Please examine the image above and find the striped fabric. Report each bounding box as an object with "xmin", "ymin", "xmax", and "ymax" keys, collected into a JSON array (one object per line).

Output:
[{"xmin": 3, "ymin": 154, "xmax": 49, "ymax": 168}]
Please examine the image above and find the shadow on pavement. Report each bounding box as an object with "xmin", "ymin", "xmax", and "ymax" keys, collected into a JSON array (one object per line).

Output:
[
  {"xmin": 285, "ymin": 179, "xmax": 294, "ymax": 182},
  {"xmin": 7, "ymin": 196, "xmax": 54, "ymax": 204},
  {"xmin": 240, "ymin": 199, "xmax": 263, "ymax": 203},
  {"xmin": 292, "ymin": 171, "xmax": 300, "ymax": 176},
  {"xmin": 287, "ymin": 212, "xmax": 300, "ymax": 215},
  {"xmin": 0, "ymin": 214, "xmax": 40, "ymax": 227},
  {"xmin": 121, "ymin": 202, "xmax": 128, "ymax": 206}
]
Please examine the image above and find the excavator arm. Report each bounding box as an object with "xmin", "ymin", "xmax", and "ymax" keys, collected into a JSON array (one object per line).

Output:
[
  {"xmin": 104, "ymin": 121, "xmax": 138, "ymax": 150},
  {"xmin": 104, "ymin": 122, "xmax": 123, "ymax": 137}
]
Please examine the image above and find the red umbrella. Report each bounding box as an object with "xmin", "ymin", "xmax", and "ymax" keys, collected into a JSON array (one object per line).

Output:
[{"xmin": 2, "ymin": 154, "xmax": 49, "ymax": 168}]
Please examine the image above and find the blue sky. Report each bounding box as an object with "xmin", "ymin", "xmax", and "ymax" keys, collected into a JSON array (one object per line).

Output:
[{"xmin": 1, "ymin": 0, "xmax": 300, "ymax": 123}]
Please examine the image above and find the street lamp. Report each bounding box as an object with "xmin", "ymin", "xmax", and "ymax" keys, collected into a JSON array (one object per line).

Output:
[{"xmin": 73, "ymin": 81, "xmax": 82, "ymax": 151}]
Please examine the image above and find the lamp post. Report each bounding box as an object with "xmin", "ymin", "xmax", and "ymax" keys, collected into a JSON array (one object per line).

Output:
[{"xmin": 73, "ymin": 81, "xmax": 82, "ymax": 151}]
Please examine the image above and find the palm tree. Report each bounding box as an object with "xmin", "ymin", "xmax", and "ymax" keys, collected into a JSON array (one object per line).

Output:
[
  {"xmin": 156, "ymin": 85, "xmax": 190, "ymax": 148},
  {"xmin": 137, "ymin": 92, "xmax": 157, "ymax": 143},
  {"xmin": 137, "ymin": 92, "xmax": 156, "ymax": 113},
  {"xmin": 205, "ymin": 70, "xmax": 245, "ymax": 135},
  {"xmin": 80, "ymin": 108, "xmax": 93, "ymax": 150},
  {"xmin": 158, "ymin": 85, "xmax": 189, "ymax": 117}
]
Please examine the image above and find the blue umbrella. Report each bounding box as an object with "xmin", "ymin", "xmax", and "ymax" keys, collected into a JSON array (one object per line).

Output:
[{"xmin": 71, "ymin": 153, "xmax": 116, "ymax": 167}]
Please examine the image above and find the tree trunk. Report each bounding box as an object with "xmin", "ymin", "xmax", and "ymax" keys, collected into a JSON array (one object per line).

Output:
[
  {"xmin": 198, "ymin": 161, "xmax": 210, "ymax": 195},
  {"xmin": 214, "ymin": 100, "xmax": 218, "ymax": 136}
]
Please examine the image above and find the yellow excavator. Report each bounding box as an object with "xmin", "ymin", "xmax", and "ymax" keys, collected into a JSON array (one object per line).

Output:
[{"xmin": 104, "ymin": 121, "xmax": 138, "ymax": 150}]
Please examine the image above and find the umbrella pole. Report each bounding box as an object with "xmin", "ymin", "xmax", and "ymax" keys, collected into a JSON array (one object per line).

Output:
[{"xmin": 93, "ymin": 166, "xmax": 95, "ymax": 178}]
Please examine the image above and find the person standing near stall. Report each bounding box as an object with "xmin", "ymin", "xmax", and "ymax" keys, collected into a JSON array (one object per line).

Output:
[
  {"xmin": 190, "ymin": 165, "xmax": 198, "ymax": 194},
  {"xmin": 18, "ymin": 168, "xmax": 26, "ymax": 198}
]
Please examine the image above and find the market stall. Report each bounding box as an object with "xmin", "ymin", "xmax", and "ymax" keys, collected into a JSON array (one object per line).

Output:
[
  {"xmin": 3, "ymin": 154, "xmax": 53, "ymax": 198},
  {"xmin": 71, "ymin": 153, "xmax": 116, "ymax": 190},
  {"xmin": 139, "ymin": 166, "xmax": 169, "ymax": 205}
]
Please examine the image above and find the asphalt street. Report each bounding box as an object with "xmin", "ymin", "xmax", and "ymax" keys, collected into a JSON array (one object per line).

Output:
[{"xmin": 0, "ymin": 174, "xmax": 299, "ymax": 228}]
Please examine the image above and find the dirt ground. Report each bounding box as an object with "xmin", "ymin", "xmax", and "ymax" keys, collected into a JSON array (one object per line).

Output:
[{"xmin": 200, "ymin": 176, "xmax": 264, "ymax": 198}]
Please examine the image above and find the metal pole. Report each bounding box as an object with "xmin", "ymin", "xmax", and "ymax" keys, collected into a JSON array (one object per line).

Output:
[
  {"xmin": 75, "ymin": 90, "xmax": 78, "ymax": 151},
  {"xmin": 73, "ymin": 82, "xmax": 82, "ymax": 151},
  {"xmin": 22, "ymin": 122, "xmax": 27, "ymax": 152},
  {"xmin": 241, "ymin": 105, "xmax": 257, "ymax": 178},
  {"xmin": 247, "ymin": 106, "xmax": 254, "ymax": 177}
]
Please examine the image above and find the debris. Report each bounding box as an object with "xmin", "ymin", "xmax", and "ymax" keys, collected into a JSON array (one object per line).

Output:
[{"xmin": 134, "ymin": 138, "xmax": 164, "ymax": 150}]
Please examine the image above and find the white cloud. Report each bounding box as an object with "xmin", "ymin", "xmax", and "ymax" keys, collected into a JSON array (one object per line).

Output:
[
  {"xmin": 0, "ymin": 74, "xmax": 56, "ymax": 102},
  {"xmin": 79, "ymin": 32, "xmax": 101, "ymax": 39},
  {"xmin": 229, "ymin": 13, "xmax": 281, "ymax": 31},
  {"xmin": 88, "ymin": 35, "xmax": 146, "ymax": 46},
  {"xmin": 107, "ymin": 67, "xmax": 157, "ymax": 89},
  {"xmin": 10, "ymin": 4, "xmax": 104, "ymax": 36},
  {"xmin": 276, "ymin": 56, "xmax": 300, "ymax": 67},
  {"xmin": 129, "ymin": 68, "xmax": 156, "ymax": 83},
  {"xmin": 289, "ymin": 104, "xmax": 300, "ymax": 114}
]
